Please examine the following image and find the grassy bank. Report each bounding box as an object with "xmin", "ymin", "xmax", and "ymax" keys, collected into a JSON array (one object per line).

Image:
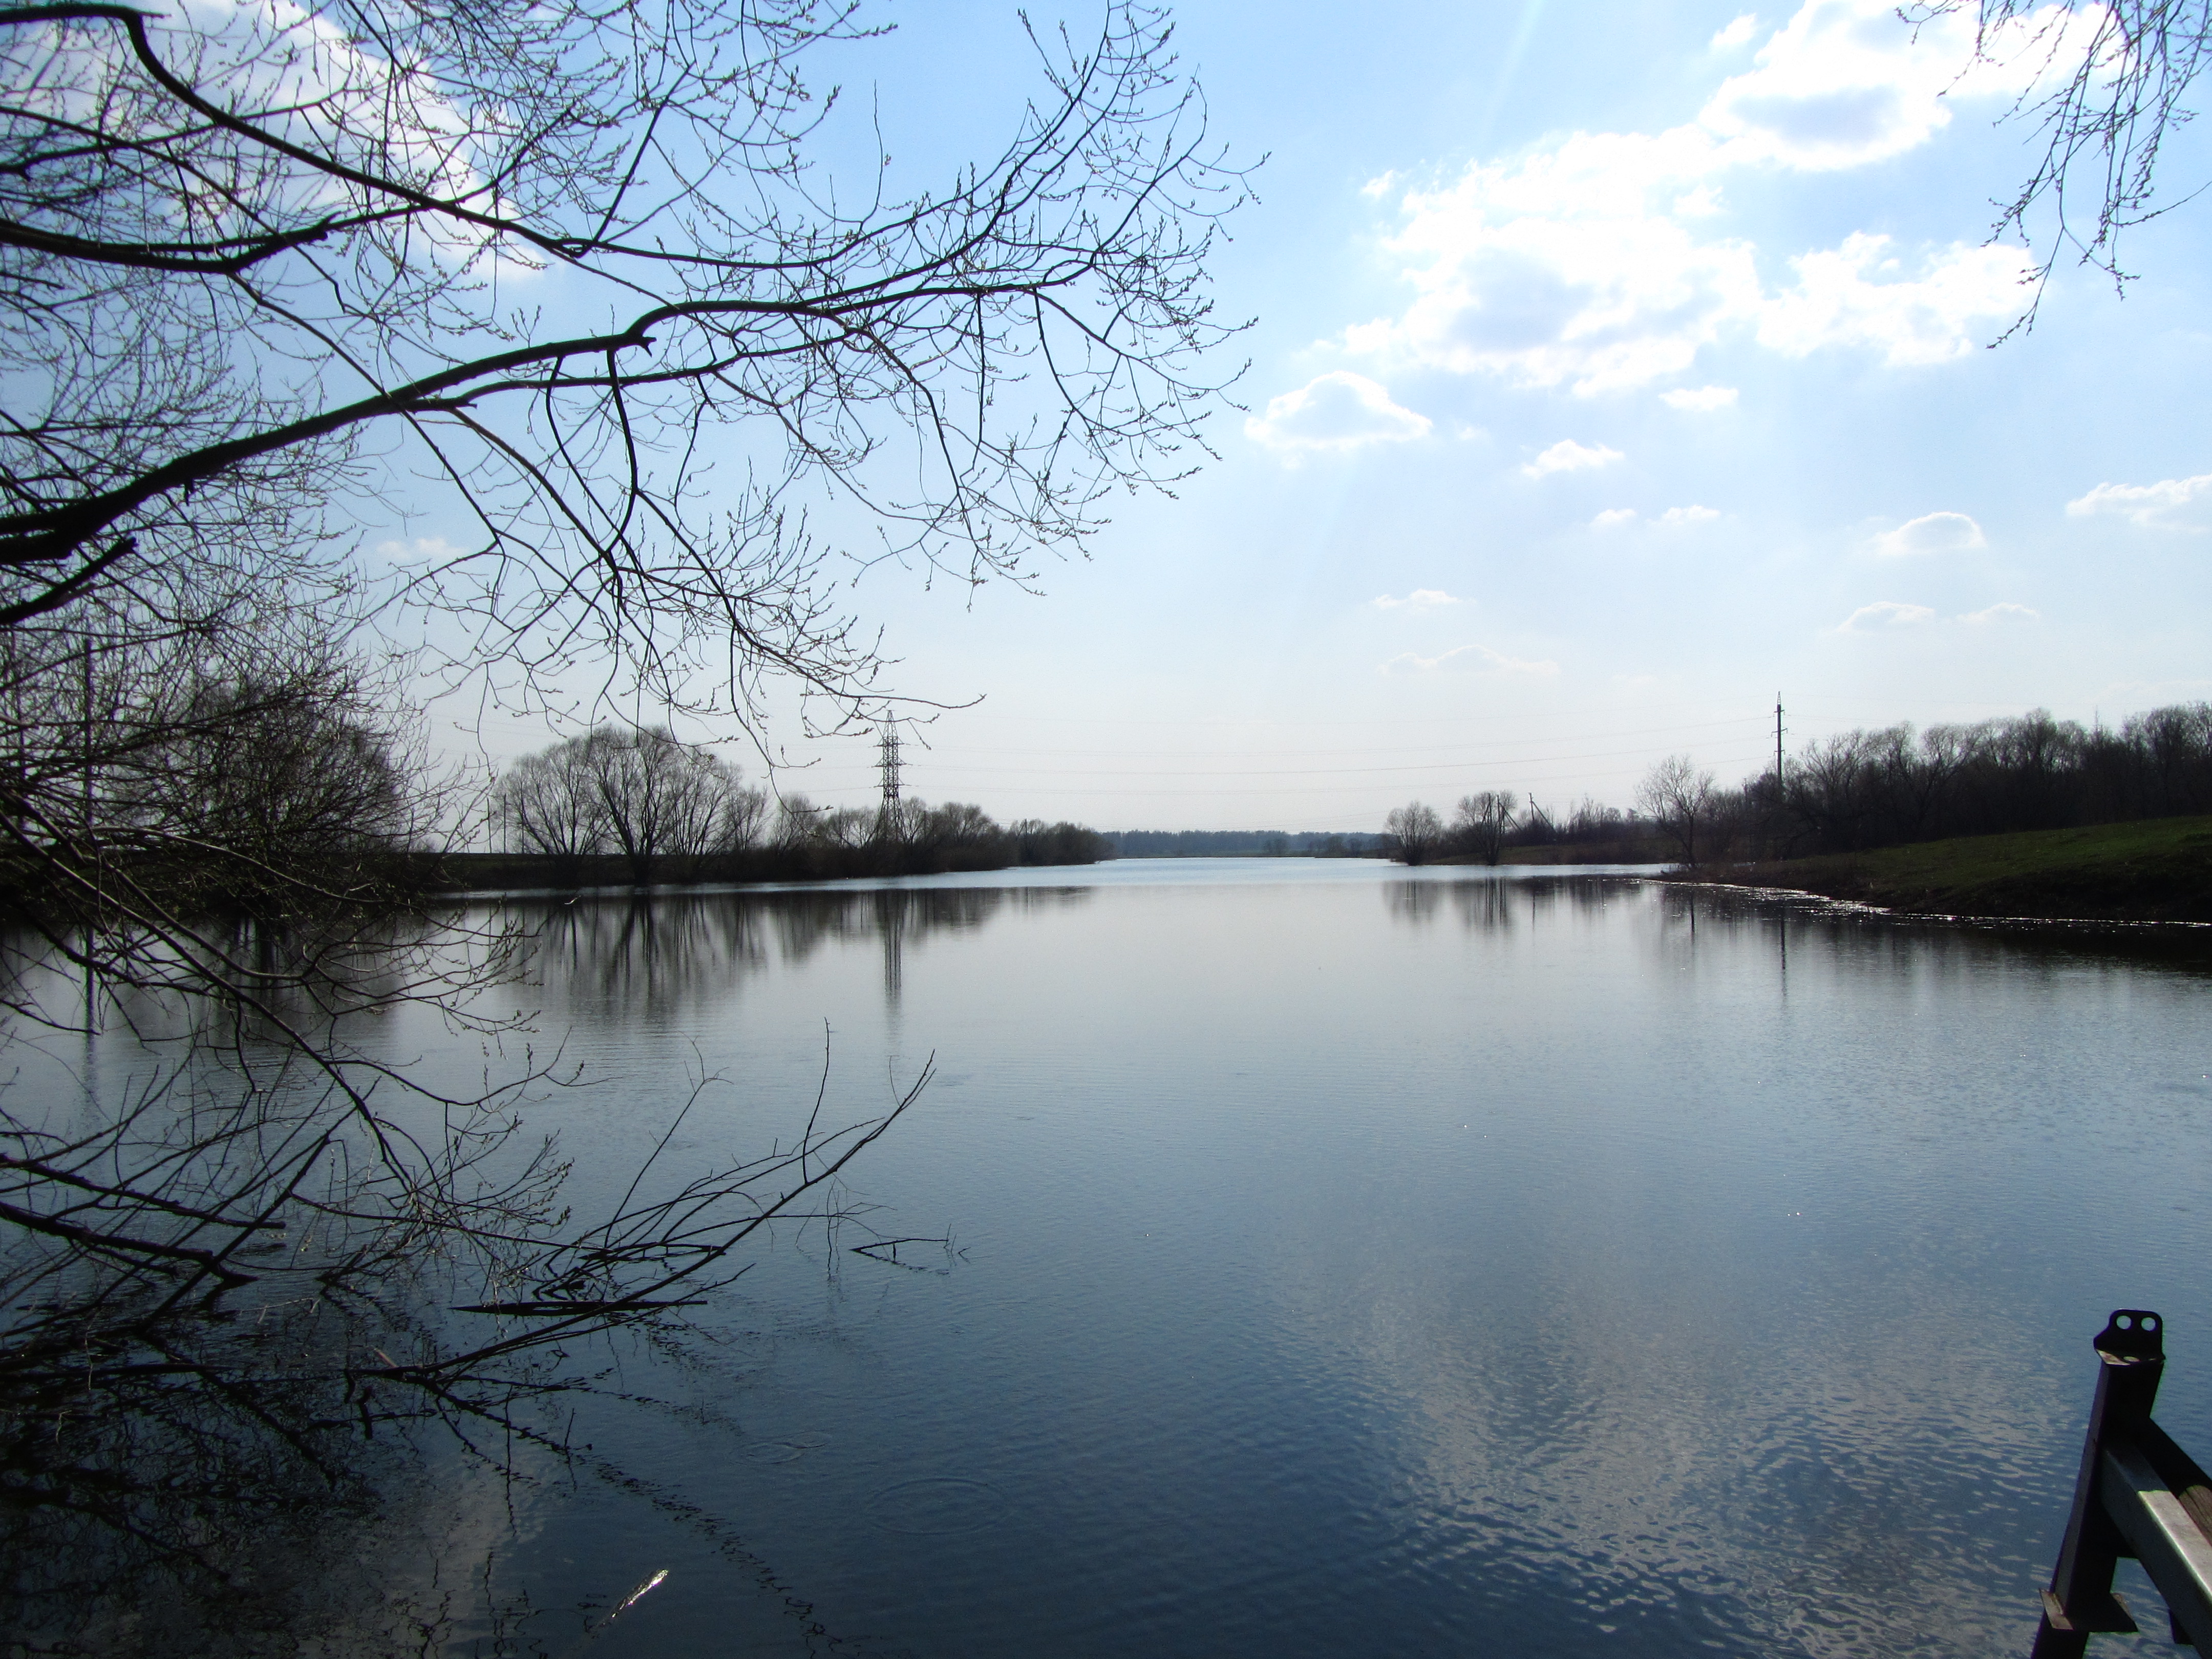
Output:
[{"xmin": 1699, "ymin": 816, "xmax": 2212, "ymax": 922}]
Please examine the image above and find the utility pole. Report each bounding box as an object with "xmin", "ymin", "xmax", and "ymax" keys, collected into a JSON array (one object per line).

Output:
[
  {"xmin": 876, "ymin": 717, "xmax": 903, "ymax": 835},
  {"xmin": 1771, "ymin": 696, "xmax": 1786, "ymax": 862}
]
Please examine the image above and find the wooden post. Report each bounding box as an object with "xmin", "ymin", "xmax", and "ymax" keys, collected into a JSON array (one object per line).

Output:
[{"xmin": 2031, "ymin": 1311, "xmax": 2166, "ymax": 1656}]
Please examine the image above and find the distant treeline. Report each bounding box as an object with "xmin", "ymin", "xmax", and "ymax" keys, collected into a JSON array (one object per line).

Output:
[
  {"xmin": 1639, "ymin": 703, "xmax": 2212, "ymax": 866},
  {"xmin": 1379, "ymin": 794, "xmax": 1668, "ymax": 866},
  {"xmin": 490, "ymin": 726, "xmax": 1110, "ymax": 884},
  {"xmin": 1376, "ymin": 704, "xmax": 2212, "ymax": 869},
  {"xmin": 1103, "ymin": 829, "xmax": 1384, "ymax": 858}
]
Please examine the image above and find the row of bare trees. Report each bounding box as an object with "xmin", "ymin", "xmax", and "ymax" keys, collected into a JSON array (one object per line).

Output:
[
  {"xmin": 0, "ymin": 615, "xmax": 429, "ymax": 911},
  {"xmin": 1381, "ymin": 703, "xmax": 2212, "ymax": 870},
  {"xmin": 492, "ymin": 727, "xmax": 1110, "ymax": 880},
  {"xmin": 1634, "ymin": 703, "xmax": 2212, "ymax": 866},
  {"xmin": 775, "ymin": 799, "xmax": 1112, "ymax": 874},
  {"xmin": 1383, "ymin": 791, "xmax": 1654, "ymax": 866},
  {"xmin": 492, "ymin": 726, "xmax": 767, "ymax": 879}
]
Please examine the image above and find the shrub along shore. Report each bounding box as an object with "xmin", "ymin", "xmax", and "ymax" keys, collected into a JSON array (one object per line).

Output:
[{"xmin": 1676, "ymin": 815, "xmax": 2212, "ymax": 924}]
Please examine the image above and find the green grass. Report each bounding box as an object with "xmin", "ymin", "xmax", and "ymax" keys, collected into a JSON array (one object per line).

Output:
[{"xmin": 1733, "ymin": 815, "xmax": 2212, "ymax": 922}]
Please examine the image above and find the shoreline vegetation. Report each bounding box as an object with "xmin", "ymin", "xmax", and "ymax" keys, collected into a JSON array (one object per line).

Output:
[
  {"xmin": 1368, "ymin": 704, "xmax": 2212, "ymax": 923},
  {"xmin": 480, "ymin": 726, "xmax": 1112, "ymax": 890},
  {"xmin": 417, "ymin": 835, "xmax": 1111, "ymax": 893},
  {"xmin": 1673, "ymin": 815, "xmax": 2212, "ymax": 925}
]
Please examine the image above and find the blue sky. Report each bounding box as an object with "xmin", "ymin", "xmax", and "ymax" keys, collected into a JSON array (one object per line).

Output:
[{"xmin": 446, "ymin": 1, "xmax": 2212, "ymax": 830}]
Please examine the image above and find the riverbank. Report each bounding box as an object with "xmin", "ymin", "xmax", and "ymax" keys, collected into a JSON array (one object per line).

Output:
[
  {"xmin": 410, "ymin": 844, "xmax": 1103, "ymax": 893},
  {"xmin": 1428, "ymin": 838, "xmax": 1673, "ymax": 867},
  {"xmin": 1684, "ymin": 815, "xmax": 2212, "ymax": 922}
]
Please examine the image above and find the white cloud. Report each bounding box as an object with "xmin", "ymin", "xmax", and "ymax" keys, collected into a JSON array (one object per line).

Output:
[
  {"xmin": 1838, "ymin": 599, "xmax": 1936, "ymax": 630},
  {"xmin": 2066, "ymin": 472, "xmax": 2212, "ymax": 529},
  {"xmin": 374, "ymin": 535, "xmax": 466, "ymax": 562},
  {"xmin": 1362, "ymin": 170, "xmax": 1400, "ymax": 199},
  {"xmin": 1701, "ymin": 0, "xmax": 1992, "ymax": 172},
  {"xmin": 1245, "ymin": 372, "xmax": 1432, "ymax": 456},
  {"xmin": 111, "ymin": 0, "xmax": 540, "ymax": 275},
  {"xmin": 1372, "ymin": 589, "xmax": 1462, "ymax": 610},
  {"xmin": 1523, "ymin": 439, "xmax": 1624, "ymax": 478},
  {"xmin": 1962, "ymin": 602, "xmax": 2039, "ymax": 624},
  {"xmin": 1592, "ymin": 507, "xmax": 1639, "ymax": 529},
  {"xmin": 1661, "ymin": 385, "xmax": 1739, "ymax": 411},
  {"xmin": 1658, "ymin": 504, "xmax": 1721, "ymax": 525},
  {"xmin": 1758, "ymin": 233, "xmax": 2030, "ymax": 365},
  {"xmin": 1381, "ymin": 643, "xmax": 1560, "ymax": 676},
  {"xmin": 1344, "ymin": 139, "xmax": 1766, "ymax": 394},
  {"xmin": 1874, "ymin": 510, "xmax": 1986, "ymax": 557},
  {"xmin": 1339, "ymin": 0, "xmax": 2055, "ymax": 394},
  {"xmin": 1712, "ymin": 13, "xmax": 1759, "ymax": 50}
]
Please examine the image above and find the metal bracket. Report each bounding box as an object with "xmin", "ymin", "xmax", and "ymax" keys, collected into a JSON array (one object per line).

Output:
[{"xmin": 2095, "ymin": 1310, "xmax": 2164, "ymax": 1363}]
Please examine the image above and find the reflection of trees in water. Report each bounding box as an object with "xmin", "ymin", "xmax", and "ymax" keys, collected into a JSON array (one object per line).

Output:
[
  {"xmin": 1647, "ymin": 883, "xmax": 2212, "ymax": 978},
  {"xmin": 526, "ymin": 892, "xmax": 772, "ymax": 1019},
  {"xmin": 1386, "ymin": 882, "xmax": 1442, "ymax": 925},
  {"xmin": 511, "ymin": 886, "xmax": 1093, "ymax": 1020},
  {"xmin": 1451, "ymin": 880, "xmax": 1516, "ymax": 933},
  {"xmin": 5, "ymin": 880, "xmax": 1091, "ymax": 1651},
  {"xmin": 0, "ymin": 903, "xmax": 501, "ymax": 1058},
  {"xmin": 0, "ymin": 1248, "xmax": 545, "ymax": 1656},
  {"xmin": 3, "ymin": 892, "xmax": 934, "ymax": 1653},
  {"xmin": 769, "ymin": 886, "xmax": 1011, "ymax": 966},
  {"xmin": 1, "ymin": 1044, "xmax": 921, "ymax": 1654},
  {"xmin": 1388, "ymin": 874, "xmax": 1639, "ymax": 934}
]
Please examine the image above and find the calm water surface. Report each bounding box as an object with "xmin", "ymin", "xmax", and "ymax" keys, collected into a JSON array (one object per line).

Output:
[{"xmin": 265, "ymin": 863, "xmax": 2212, "ymax": 1652}]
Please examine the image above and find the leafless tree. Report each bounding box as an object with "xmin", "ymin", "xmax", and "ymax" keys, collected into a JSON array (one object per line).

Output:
[
  {"xmin": 2129, "ymin": 703, "xmax": 2212, "ymax": 814},
  {"xmin": 1915, "ymin": 2, "xmax": 2212, "ymax": 310},
  {"xmin": 0, "ymin": 0, "xmax": 1247, "ymax": 730},
  {"xmin": 0, "ymin": 0, "xmax": 1241, "ymax": 1604},
  {"xmin": 492, "ymin": 725, "xmax": 770, "ymax": 877},
  {"xmin": 1452, "ymin": 790, "xmax": 1520, "ymax": 866},
  {"xmin": 771, "ymin": 791, "xmax": 822, "ymax": 850},
  {"xmin": 1740, "ymin": 703, "xmax": 2212, "ymax": 854},
  {"xmin": 489, "ymin": 737, "xmax": 608, "ymax": 866},
  {"xmin": 1385, "ymin": 801, "xmax": 1445, "ymax": 866},
  {"xmin": 1637, "ymin": 755, "xmax": 1717, "ymax": 866}
]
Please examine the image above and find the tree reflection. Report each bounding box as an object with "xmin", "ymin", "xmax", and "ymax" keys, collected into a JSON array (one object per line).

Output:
[
  {"xmin": 1451, "ymin": 880, "xmax": 1517, "ymax": 933},
  {"xmin": 1385, "ymin": 881, "xmax": 1442, "ymax": 926},
  {"xmin": 3, "ymin": 904, "xmax": 930, "ymax": 1654},
  {"xmin": 506, "ymin": 886, "xmax": 1092, "ymax": 1026},
  {"xmin": 526, "ymin": 890, "xmax": 772, "ymax": 1018},
  {"xmin": 5, "ymin": 882, "xmax": 1122, "ymax": 1652},
  {"xmin": 0, "ymin": 1241, "xmax": 555, "ymax": 1655}
]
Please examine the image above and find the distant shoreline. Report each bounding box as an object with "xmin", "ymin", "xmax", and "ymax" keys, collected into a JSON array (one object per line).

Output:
[{"xmin": 409, "ymin": 845, "xmax": 1101, "ymax": 894}]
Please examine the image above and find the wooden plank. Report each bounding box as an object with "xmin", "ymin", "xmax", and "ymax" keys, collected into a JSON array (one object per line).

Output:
[{"xmin": 2101, "ymin": 1438, "xmax": 2212, "ymax": 1648}]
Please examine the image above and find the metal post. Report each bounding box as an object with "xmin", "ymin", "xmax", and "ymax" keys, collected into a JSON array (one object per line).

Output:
[
  {"xmin": 876, "ymin": 717, "xmax": 903, "ymax": 843},
  {"xmin": 1771, "ymin": 696, "xmax": 1785, "ymax": 860},
  {"xmin": 2031, "ymin": 1311, "xmax": 2167, "ymax": 1656}
]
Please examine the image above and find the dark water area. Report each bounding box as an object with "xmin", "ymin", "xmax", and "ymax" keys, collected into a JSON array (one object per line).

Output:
[{"xmin": 34, "ymin": 860, "xmax": 2212, "ymax": 1656}]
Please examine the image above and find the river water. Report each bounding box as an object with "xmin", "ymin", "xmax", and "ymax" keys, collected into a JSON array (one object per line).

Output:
[{"xmin": 57, "ymin": 859, "xmax": 2212, "ymax": 1656}]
